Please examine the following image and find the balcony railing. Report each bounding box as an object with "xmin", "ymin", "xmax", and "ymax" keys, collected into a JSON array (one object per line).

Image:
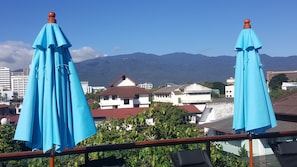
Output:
[{"xmin": 1, "ymin": 130, "xmax": 297, "ymax": 167}]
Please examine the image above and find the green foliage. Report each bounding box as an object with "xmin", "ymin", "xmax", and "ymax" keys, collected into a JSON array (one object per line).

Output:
[
  {"xmin": 0, "ymin": 125, "xmax": 21, "ymax": 153},
  {"xmin": 90, "ymin": 102, "xmax": 100, "ymax": 109},
  {"xmin": 270, "ymin": 89, "xmax": 288, "ymax": 100},
  {"xmin": 81, "ymin": 102, "xmax": 247, "ymax": 166},
  {"xmin": 0, "ymin": 125, "xmax": 28, "ymax": 166},
  {"xmin": 269, "ymin": 74, "xmax": 288, "ymax": 91},
  {"xmin": 203, "ymin": 81, "xmax": 226, "ymax": 95},
  {"xmin": 0, "ymin": 103, "xmax": 247, "ymax": 167},
  {"xmin": 211, "ymin": 144, "xmax": 248, "ymax": 167},
  {"xmin": 81, "ymin": 102, "xmax": 203, "ymax": 166},
  {"xmin": 211, "ymin": 91, "xmax": 220, "ymax": 98},
  {"xmin": 85, "ymin": 92, "xmax": 100, "ymax": 101}
]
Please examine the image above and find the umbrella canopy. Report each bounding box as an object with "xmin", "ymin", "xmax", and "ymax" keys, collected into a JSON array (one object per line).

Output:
[
  {"xmin": 232, "ymin": 19, "xmax": 277, "ymax": 134},
  {"xmin": 14, "ymin": 12, "xmax": 97, "ymax": 153}
]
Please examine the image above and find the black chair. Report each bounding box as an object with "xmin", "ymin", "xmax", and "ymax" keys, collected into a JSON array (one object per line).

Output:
[
  {"xmin": 270, "ymin": 141, "xmax": 297, "ymax": 167},
  {"xmin": 80, "ymin": 156, "xmax": 127, "ymax": 167},
  {"xmin": 170, "ymin": 149, "xmax": 214, "ymax": 167}
]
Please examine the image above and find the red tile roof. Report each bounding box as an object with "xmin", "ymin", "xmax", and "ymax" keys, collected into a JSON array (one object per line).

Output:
[
  {"xmin": 99, "ymin": 86, "xmax": 150, "ymax": 98},
  {"xmin": 179, "ymin": 105, "xmax": 201, "ymax": 113},
  {"xmin": 91, "ymin": 105, "xmax": 200, "ymax": 120},
  {"xmin": 273, "ymin": 90, "xmax": 297, "ymax": 116},
  {"xmin": 0, "ymin": 104, "xmax": 9, "ymax": 109},
  {"xmin": 0, "ymin": 115, "xmax": 19, "ymax": 125},
  {"xmin": 92, "ymin": 108, "xmax": 148, "ymax": 120}
]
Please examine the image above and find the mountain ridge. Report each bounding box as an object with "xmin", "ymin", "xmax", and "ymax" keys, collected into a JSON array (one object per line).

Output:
[{"xmin": 75, "ymin": 52, "xmax": 297, "ymax": 87}]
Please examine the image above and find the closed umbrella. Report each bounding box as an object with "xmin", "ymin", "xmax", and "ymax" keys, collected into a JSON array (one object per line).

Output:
[
  {"xmin": 14, "ymin": 12, "xmax": 97, "ymax": 166},
  {"xmin": 232, "ymin": 19, "xmax": 277, "ymax": 167}
]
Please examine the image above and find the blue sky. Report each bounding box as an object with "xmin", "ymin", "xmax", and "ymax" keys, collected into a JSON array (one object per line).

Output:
[{"xmin": 1, "ymin": 0, "xmax": 297, "ymax": 69}]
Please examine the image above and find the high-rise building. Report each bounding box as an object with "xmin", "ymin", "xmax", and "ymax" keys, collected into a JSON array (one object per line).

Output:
[
  {"xmin": 11, "ymin": 71, "xmax": 29, "ymax": 98},
  {"xmin": 0, "ymin": 67, "xmax": 11, "ymax": 90}
]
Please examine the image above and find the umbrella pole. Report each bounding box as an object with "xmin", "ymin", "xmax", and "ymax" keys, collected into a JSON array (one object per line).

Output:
[
  {"xmin": 50, "ymin": 157, "xmax": 54, "ymax": 167},
  {"xmin": 249, "ymin": 137, "xmax": 254, "ymax": 167},
  {"xmin": 50, "ymin": 149, "xmax": 55, "ymax": 167}
]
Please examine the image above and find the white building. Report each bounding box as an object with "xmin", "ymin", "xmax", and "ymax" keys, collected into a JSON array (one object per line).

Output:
[
  {"xmin": 0, "ymin": 88, "xmax": 16, "ymax": 102},
  {"xmin": 225, "ymin": 85, "xmax": 234, "ymax": 98},
  {"xmin": 137, "ymin": 82, "xmax": 153, "ymax": 90},
  {"xmin": 80, "ymin": 81, "xmax": 95, "ymax": 94},
  {"xmin": 92, "ymin": 86, "xmax": 106, "ymax": 93},
  {"xmin": 99, "ymin": 75, "xmax": 151, "ymax": 109},
  {"xmin": 225, "ymin": 77, "xmax": 235, "ymax": 98},
  {"xmin": 152, "ymin": 83, "xmax": 212, "ymax": 111},
  {"xmin": 0, "ymin": 67, "xmax": 11, "ymax": 90},
  {"xmin": 11, "ymin": 75, "xmax": 28, "ymax": 98},
  {"xmin": 282, "ymin": 82, "xmax": 297, "ymax": 91}
]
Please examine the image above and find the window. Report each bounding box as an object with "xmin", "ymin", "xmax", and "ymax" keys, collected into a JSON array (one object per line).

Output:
[
  {"xmin": 134, "ymin": 94, "xmax": 139, "ymax": 99},
  {"xmin": 103, "ymin": 96, "xmax": 109, "ymax": 100},
  {"xmin": 124, "ymin": 99, "xmax": 129, "ymax": 105},
  {"xmin": 112, "ymin": 95, "xmax": 117, "ymax": 100},
  {"xmin": 215, "ymin": 131, "xmax": 226, "ymax": 136},
  {"xmin": 134, "ymin": 104, "xmax": 139, "ymax": 108}
]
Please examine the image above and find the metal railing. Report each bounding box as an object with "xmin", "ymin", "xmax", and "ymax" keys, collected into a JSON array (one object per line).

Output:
[{"xmin": 1, "ymin": 130, "xmax": 297, "ymax": 166}]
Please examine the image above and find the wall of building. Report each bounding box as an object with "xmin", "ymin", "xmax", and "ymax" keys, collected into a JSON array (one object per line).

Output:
[
  {"xmin": 11, "ymin": 75, "xmax": 28, "ymax": 98},
  {"xmin": 205, "ymin": 99, "xmax": 234, "ymax": 122},
  {"xmin": 225, "ymin": 85, "xmax": 234, "ymax": 98},
  {"xmin": 0, "ymin": 67, "xmax": 11, "ymax": 90}
]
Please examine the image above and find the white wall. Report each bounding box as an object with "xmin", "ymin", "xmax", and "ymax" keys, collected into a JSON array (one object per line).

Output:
[
  {"xmin": 206, "ymin": 100, "xmax": 234, "ymax": 122},
  {"xmin": 114, "ymin": 77, "xmax": 135, "ymax": 87},
  {"xmin": 100, "ymin": 95, "xmax": 150, "ymax": 109},
  {"xmin": 225, "ymin": 85, "xmax": 234, "ymax": 98}
]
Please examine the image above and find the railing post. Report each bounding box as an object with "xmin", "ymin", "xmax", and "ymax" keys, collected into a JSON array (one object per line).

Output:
[
  {"xmin": 206, "ymin": 141, "xmax": 211, "ymax": 158},
  {"xmin": 49, "ymin": 156, "xmax": 54, "ymax": 167},
  {"xmin": 84, "ymin": 152, "xmax": 89, "ymax": 166},
  {"xmin": 249, "ymin": 134, "xmax": 254, "ymax": 167},
  {"xmin": 50, "ymin": 149, "xmax": 55, "ymax": 167}
]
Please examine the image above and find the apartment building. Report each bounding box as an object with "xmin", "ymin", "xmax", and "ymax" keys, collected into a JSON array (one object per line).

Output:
[
  {"xmin": 152, "ymin": 83, "xmax": 212, "ymax": 111},
  {"xmin": 99, "ymin": 75, "xmax": 151, "ymax": 109},
  {"xmin": 137, "ymin": 82, "xmax": 153, "ymax": 90},
  {"xmin": 225, "ymin": 77, "xmax": 235, "ymax": 98},
  {"xmin": 0, "ymin": 67, "xmax": 11, "ymax": 90},
  {"xmin": 11, "ymin": 73, "xmax": 28, "ymax": 98}
]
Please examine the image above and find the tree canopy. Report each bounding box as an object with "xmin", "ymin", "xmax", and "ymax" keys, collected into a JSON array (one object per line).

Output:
[
  {"xmin": 80, "ymin": 103, "xmax": 247, "ymax": 166},
  {"xmin": 0, "ymin": 103, "xmax": 248, "ymax": 166},
  {"xmin": 269, "ymin": 74, "xmax": 288, "ymax": 91}
]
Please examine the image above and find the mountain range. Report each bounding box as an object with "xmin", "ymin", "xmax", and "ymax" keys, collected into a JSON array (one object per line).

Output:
[{"xmin": 75, "ymin": 52, "xmax": 297, "ymax": 87}]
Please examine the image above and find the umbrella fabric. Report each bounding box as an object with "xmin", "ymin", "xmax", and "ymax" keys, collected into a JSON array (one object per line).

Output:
[
  {"xmin": 14, "ymin": 23, "xmax": 97, "ymax": 153},
  {"xmin": 232, "ymin": 22, "xmax": 277, "ymax": 134}
]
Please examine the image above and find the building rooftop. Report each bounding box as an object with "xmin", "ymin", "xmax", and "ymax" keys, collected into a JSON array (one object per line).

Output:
[
  {"xmin": 199, "ymin": 116, "xmax": 297, "ymax": 134},
  {"xmin": 92, "ymin": 105, "xmax": 200, "ymax": 120},
  {"xmin": 99, "ymin": 86, "xmax": 150, "ymax": 98},
  {"xmin": 273, "ymin": 90, "xmax": 297, "ymax": 117}
]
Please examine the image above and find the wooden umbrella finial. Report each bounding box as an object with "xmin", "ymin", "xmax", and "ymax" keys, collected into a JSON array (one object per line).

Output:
[
  {"xmin": 48, "ymin": 12, "xmax": 56, "ymax": 23},
  {"xmin": 243, "ymin": 19, "xmax": 251, "ymax": 29}
]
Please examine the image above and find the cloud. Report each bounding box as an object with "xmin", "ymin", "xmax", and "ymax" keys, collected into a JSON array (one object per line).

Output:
[
  {"xmin": 0, "ymin": 41, "xmax": 33, "ymax": 70},
  {"xmin": 0, "ymin": 41, "xmax": 103, "ymax": 70},
  {"xmin": 113, "ymin": 46, "xmax": 121, "ymax": 52},
  {"xmin": 70, "ymin": 46, "xmax": 104, "ymax": 62}
]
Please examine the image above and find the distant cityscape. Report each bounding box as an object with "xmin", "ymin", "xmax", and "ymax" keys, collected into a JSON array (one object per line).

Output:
[
  {"xmin": 0, "ymin": 66, "xmax": 155, "ymax": 102},
  {"xmin": 1, "ymin": 65, "xmax": 297, "ymax": 103},
  {"xmin": 1, "ymin": 65, "xmax": 297, "ymax": 160}
]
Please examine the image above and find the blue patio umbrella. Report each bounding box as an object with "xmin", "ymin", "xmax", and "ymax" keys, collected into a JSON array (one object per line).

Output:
[
  {"xmin": 232, "ymin": 19, "xmax": 277, "ymax": 167},
  {"xmin": 14, "ymin": 12, "xmax": 97, "ymax": 154},
  {"xmin": 232, "ymin": 19, "xmax": 277, "ymax": 134}
]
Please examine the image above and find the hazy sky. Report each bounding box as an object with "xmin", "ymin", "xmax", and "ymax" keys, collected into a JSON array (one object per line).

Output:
[{"xmin": 1, "ymin": 0, "xmax": 297, "ymax": 70}]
